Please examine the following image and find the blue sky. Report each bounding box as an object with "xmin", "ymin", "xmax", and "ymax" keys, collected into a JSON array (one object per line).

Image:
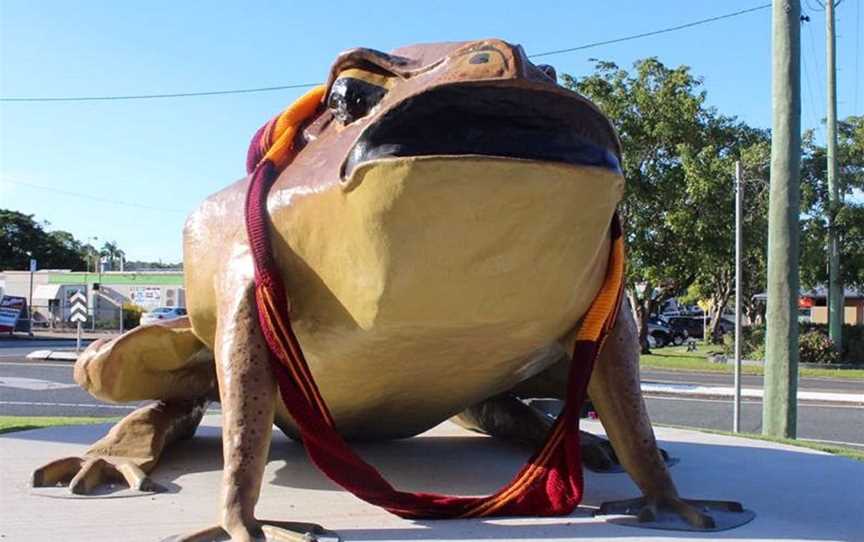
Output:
[{"xmin": 1, "ymin": 1, "xmax": 861, "ymax": 263}]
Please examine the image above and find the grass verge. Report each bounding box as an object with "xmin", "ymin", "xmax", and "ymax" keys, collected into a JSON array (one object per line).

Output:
[
  {"xmin": 0, "ymin": 416, "xmax": 115, "ymax": 435},
  {"xmin": 641, "ymin": 345, "xmax": 864, "ymax": 379},
  {"xmin": 661, "ymin": 425, "xmax": 864, "ymax": 462}
]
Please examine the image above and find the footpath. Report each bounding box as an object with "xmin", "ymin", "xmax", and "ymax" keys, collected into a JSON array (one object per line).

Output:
[{"xmin": 2, "ymin": 416, "xmax": 861, "ymax": 541}]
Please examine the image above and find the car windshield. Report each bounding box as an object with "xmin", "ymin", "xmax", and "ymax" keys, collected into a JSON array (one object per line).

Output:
[{"xmin": 152, "ymin": 307, "xmax": 173, "ymax": 314}]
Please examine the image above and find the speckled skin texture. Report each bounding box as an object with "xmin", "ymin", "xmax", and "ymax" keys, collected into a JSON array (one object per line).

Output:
[{"xmin": 32, "ymin": 39, "xmax": 715, "ymax": 539}]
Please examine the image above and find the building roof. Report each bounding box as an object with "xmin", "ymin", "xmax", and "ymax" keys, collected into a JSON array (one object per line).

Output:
[{"xmin": 753, "ymin": 286, "xmax": 863, "ymax": 301}]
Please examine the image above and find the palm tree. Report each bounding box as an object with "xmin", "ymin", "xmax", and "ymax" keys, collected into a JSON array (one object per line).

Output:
[
  {"xmin": 80, "ymin": 244, "xmax": 100, "ymax": 272},
  {"xmin": 100, "ymin": 241, "xmax": 120, "ymax": 271}
]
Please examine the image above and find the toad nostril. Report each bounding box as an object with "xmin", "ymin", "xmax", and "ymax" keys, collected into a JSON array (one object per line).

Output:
[{"xmin": 469, "ymin": 53, "xmax": 490, "ymax": 65}]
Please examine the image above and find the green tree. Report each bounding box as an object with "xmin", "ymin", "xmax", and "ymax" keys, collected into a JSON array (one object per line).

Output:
[
  {"xmin": 100, "ymin": 240, "xmax": 123, "ymax": 270},
  {"xmin": 800, "ymin": 116, "xmax": 864, "ymax": 291},
  {"xmin": 675, "ymin": 119, "xmax": 771, "ymax": 341},
  {"xmin": 0, "ymin": 210, "xmax": 87, "ymax": 270},
  {"xmin": 563, "ymin": 58, "xmax": 710, "ymax": 351}
]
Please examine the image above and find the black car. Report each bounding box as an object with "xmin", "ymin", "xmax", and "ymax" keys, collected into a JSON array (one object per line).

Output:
[
  {"xmin": 666, "ymin": 316, "xmax": 733, "ymax": 340},
  {"xmin": 666, "ymin": 316, "xmax": 705, "ymax": 339},
  {"xmin": 648, "ymin": 317, "xmax": 688, "ymax": 346}
]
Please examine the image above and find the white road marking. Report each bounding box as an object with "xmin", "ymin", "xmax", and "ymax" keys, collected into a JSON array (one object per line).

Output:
[
  {"xmin": 642, "ymin": 381, "xmax": 863, "ymax": 404},
  {"xmin": 644, "ymin": 394, "xmax": 864, "ymax": 409},
  {"xmin": 0, "ymin": 377, "xmax": 78, "ymax": 391},
  {"xmin": 0, "ymin": 401, "xmax": 135, "ymax": 410},
  {"xmin": 0, "ymin": 400, "xmax": 222, "ymax": 414}
]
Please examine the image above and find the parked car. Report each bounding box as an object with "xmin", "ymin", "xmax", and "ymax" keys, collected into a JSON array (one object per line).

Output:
[
  {"xmin": 666, "ymin": 316, "xmax": 705, "ymax": 339},
  {"xmin": 140, "ymin": 306, "xmax": 187, "ymax": 325},
  {"xmin": 646, "ymin": 318, "xmax": 675, "ymax": 348},
  {"xmin": 665, "ymin": 315, "xmax": 732, "ymax": 340},
  {"xmin": 650, "ymin": 316, "xmax": 689, "ymax": 345}
]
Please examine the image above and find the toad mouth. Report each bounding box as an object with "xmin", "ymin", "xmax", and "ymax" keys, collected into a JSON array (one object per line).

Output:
[{"xmin": 342, "ymin": 83, "xmax": 622, "ymax": 181}]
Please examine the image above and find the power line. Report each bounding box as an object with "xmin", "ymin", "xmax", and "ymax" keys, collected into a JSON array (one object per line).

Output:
[
  {"xmin": 805, "ymin": 15, "xmax": 827, "ymax": 132},
  {"xmin": 855, "ymin": 0, "xmax": 861, "ymax": 113},
  {"xmin": 529, "ymin": 4, "xmax": 771, "ymax": 58},
  {"xmin": 1, "ymin": 4, "xmax": 771, "ymax": 103},
  {"xmin": 0, "ymin": 178, "xmax": 187, "ymax": 214},
  {"xmin": 0, "ymin": 83, "xmax": 320, "ymax": 103},
  {"xmin": 801, "ymin": 30, "xmax": 822, "ymax": 134},
  {"xmin": 801, "ymin": 8, "xmax": 824, "ymax": 133}
]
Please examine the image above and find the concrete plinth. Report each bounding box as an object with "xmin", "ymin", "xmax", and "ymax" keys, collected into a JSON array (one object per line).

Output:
[{"xmin": 1, "ymin": 416, "xmax": 861, "ymax": 541}]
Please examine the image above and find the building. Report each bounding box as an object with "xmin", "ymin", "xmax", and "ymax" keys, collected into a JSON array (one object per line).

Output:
[
  {"xmin": 0, "ymin": 269, "xmax": 185, "ymax": 328},
  {"xmin": 752, "ymin": 287, "xmax": 864, "ymax": 325},
  {"xmin": 799, "ymin": 287, "xmax": 864, "ymax": 326}
]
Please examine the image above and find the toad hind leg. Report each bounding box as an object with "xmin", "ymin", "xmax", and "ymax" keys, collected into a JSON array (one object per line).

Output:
[
  {"xmin": 452, "ymin": 393, "xmax": 623, "ymax": 472},
  {"xmin": 32, "ymin": 319, "xmax": 215, "ymax": 494},
  {"xmin": 168, "ymin": 284, "xmax": 333, "ymax": 542}
]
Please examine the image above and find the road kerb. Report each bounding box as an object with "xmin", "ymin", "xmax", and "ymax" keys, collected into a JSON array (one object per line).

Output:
[
  {"xmin": 24, "ymin": 350, "xmax": 79, "ymax": 362},
  {"xmin": 641, "ymin": 381, "xmax": 863, "ymax": 406}
]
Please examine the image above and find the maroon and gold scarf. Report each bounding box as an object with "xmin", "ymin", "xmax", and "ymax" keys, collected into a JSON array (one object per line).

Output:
[{"xmin": 244, "ymin": 86, "xmax": 625, "ymax": 518}]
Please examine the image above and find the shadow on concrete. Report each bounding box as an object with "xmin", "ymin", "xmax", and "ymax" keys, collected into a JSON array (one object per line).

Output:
[{"xmin": 6, "ymin": 421, "xmax": 861, "ymax": 540}]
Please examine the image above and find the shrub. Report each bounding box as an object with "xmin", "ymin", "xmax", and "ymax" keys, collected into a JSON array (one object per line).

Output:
[
  {"xmin": 722, "ymin": 325, "xmax": 765, "ymax": 360},
  {"xmin": 723, "ymin": 323, "xmax": 864, "ymax": 364},
  {"xmin": 801, "ymin": 323, "xmax": 864, "ymax": 365},
  {"xmin": 798, "ymin": 330, "xmax": 842, "ymax": 365},
  {"xmin": 841, "ymin": 325, "xmax": 864, "ymax": 365},
  {"xmin": 123, "ymin": 303, "xmax": 143, "ymax": 329}
]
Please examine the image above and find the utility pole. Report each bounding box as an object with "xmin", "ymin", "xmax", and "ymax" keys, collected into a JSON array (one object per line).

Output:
[
  {"xmin": 764, "ymin": 0, "xmax": 801, "ymax": 439},
  {"xmin": 826, "ymin": 0, "xmax": 844, "ymax": 351},
  {"xmin": 734, "ymin": 161, "xmax": 743, "ymax": 433}
]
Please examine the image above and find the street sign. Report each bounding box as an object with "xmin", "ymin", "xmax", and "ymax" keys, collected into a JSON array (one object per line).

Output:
[
  {"xmin": 69, "ymin": 291, "xmax": 88, "ymax": 323},
  {"xmin": 30, "ymin": 259, "xmax": 37, "ymax": 272}
]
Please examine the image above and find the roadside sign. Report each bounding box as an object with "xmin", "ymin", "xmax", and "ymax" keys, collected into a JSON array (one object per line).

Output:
[
  {"xmin": 69, "ymin": 291, "xmax": 88, "ymax": 323},
  {"xmin": 0, "ymin": 295, "xmax": 28, "ymax": 333},
  {"xmin": 30, "ymin": 259, "xmax": 37, "ymax": 272}
]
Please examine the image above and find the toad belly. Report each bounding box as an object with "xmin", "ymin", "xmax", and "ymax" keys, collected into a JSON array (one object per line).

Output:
[{"xmin": 267, "ymin": 157, "xmax": 623, "ymax": 439}]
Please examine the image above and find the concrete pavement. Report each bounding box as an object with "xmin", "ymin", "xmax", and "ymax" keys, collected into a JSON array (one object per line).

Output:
[{"xmin": 1, "ymin": 416, "xmax": 861, "ymax": 541}]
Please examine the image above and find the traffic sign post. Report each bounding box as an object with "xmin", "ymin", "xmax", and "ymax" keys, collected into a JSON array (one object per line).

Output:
[{"xmin": 69, "ymin": 291, "xmax": 88, "ymax": 353}]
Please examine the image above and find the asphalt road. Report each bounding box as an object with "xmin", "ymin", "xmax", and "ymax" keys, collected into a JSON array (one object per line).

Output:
[
  {"xmin": 644, "ymin": 396, "xmax": 863, "ymax": 449},
  {"xmin": 2, "ymin": 354, "xmax": 862, "ymax": 449},
  {"xmin": 642, "ymin": 368, "xmax": 864, "ymax": 394},
  {"xmin": 0, "ymin": 339, "xmax": 93, "ymax": 358}
]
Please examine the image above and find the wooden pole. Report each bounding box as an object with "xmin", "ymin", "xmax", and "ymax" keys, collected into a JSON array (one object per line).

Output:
[
  {"xmin": 734, "ymin": 161, "xmax": 744, "ymax": 433},
  {"xmin": 763, "ymin": 0, "xmax": 802, "ymax": 439},
  {"xmin": 826, "ymin": 0, "xmax": 844, "ymax": 350}
]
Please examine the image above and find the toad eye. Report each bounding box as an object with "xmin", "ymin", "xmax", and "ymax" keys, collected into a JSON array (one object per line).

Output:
[{"xmin": 327, "ymin": 68, "xmax": 392, "ymax": 125}]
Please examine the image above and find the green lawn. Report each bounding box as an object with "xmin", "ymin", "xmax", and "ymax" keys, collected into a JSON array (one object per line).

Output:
[
  {"xmin": 641, "ymin": 344, "xmax": 864, "ymax": 379},
  {"xmin": 0, "ymin": 416, "xmax": 115, "ymax": 435}
]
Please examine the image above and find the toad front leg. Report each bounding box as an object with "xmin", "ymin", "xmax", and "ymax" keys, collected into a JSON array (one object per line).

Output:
[
  {"xmin": 509, "ymin": 298, "xmax": 737, "ymax": 529},
  {"xmin": 168, "ymin": 285, "xmax": 329, "ymax": 542},
  {"xmin": 585, "ymin": 300, "xmax": 717, "ymax": 528}
]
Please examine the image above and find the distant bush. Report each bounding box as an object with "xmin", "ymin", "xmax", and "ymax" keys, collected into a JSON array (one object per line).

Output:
[
  {"xmin": 801, "ymin": 324, "xmax": 864, "ymax": 365},
  {"xmin": 799, "ymin": 330, "xmax": 842, "ymax": 365},
  {"xmin": 722, "ymin": 325, "xmax": 765, "ymax": 361},
  {"xmin": 123, "ymin": 303, "xmax": 143, "ymax": 329},
  {"xmin": 723, "ymin": 323, "xmax": 863, "ymax": 365}
]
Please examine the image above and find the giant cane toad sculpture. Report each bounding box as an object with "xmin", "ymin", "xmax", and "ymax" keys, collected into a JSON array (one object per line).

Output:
[{"xmin": 33, "ymin": 40, "xmax": 743, "ymax": 541}]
